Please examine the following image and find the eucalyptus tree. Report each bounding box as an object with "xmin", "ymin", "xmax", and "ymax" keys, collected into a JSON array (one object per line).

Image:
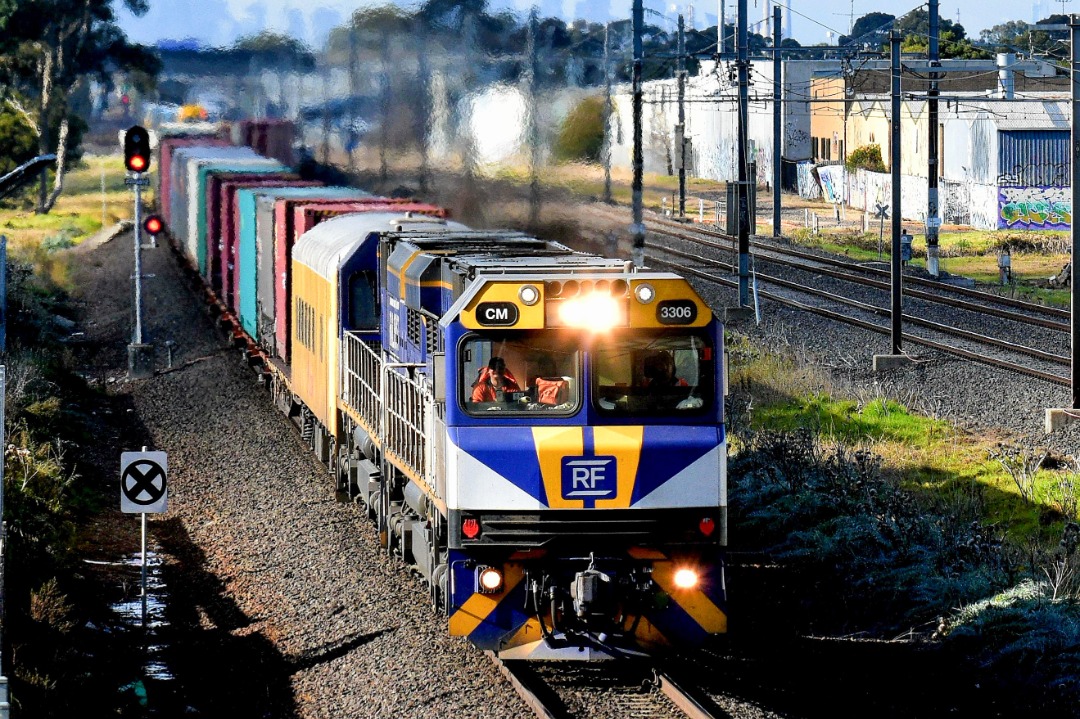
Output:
[{"xmin": 0, "ymin": 0, "xmax": 159, "ymax": 213}]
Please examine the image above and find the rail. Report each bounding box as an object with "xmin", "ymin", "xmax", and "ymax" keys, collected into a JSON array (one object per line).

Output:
[{"xmin": 488, "ymin": 651, "xmax": 724, "ymax": 719}]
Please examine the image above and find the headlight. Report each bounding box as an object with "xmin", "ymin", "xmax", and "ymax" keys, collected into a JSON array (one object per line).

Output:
[
  {"xmin": 634, "ymin": 283, "xmax": 656, "ymax": 304},
  {"xmin": 673, "ymin": 568, "xmax": 699, "ymax": 590},
  {"xmin": 557, "ymin": 293, "xmax": 624, "ymax": 331},
  {"xmin": 476, "ymin": 566, "xmax": 504, "ymax": 594},
  {"xmin": 519, "ymin": 284, "xmax": 540, "ymax": 306}
]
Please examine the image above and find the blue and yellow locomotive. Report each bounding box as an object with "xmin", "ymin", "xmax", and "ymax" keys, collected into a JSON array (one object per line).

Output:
[
  {"xmin": 289, "ymin": 214, "xmax": 727, "ymax": 659},
  {"xmin": 160, "ymin": 132, "xmax": 726, "ymax": 659}
]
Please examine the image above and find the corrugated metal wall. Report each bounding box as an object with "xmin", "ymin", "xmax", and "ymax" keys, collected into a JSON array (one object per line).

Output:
[{"xmin": 998, "ymin": 130, "xmax": 1069, "ymax": 186}]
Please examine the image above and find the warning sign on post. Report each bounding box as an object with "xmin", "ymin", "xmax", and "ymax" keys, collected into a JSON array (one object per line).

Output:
[{"xmin": 121, "ymin": 451, "xmax": 168, "ymax": 514}]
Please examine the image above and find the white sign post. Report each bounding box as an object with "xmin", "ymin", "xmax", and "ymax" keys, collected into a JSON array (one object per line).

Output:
[{"xmin": 121, "ymin": 449, "xmax": 167, "ymax": 627}]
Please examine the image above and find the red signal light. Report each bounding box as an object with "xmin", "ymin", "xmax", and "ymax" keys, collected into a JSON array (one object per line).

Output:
[
  {"xmin": 143, "ymin": 215, "xmax": 163, "ymax": 236},
  {"xmin": 698, "ymin": 517, "xmax": 716, "ymax": 537},
  {"xmin": 123, "ymin": 125, "xmax": 151, "ymax": 173},
  {"xmin": 462, "ymin": 518, "xmax": 480, "ymax": 539}
]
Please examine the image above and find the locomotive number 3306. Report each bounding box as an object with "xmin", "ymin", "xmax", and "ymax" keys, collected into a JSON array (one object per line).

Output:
[{"xmin": 656, "ymin": 300, "xmax": 697, "ymax": 325}]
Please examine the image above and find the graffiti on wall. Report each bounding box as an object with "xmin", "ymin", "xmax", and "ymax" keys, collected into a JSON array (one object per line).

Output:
[
  {"xmin": 998, "ymin": 186, "xmax": 1072, "ymax": 229},
  {"xmin": 797, "ymin": 161, "xmax": 820, "ymax": 199},
  {"xmin": 997, "ymin": 163, "xmax": 1069, "ymax": 188},
  {"xmin": 817, "ymin": 165, "xmax": 846, "ymax": 204},
  {"xmin": 942, "ymin": 180, "xmax": 971, "ymax": 226}
]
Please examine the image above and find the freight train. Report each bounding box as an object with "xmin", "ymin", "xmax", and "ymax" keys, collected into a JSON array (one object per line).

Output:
[{"xmin": 155, "ymin": 124, "xmax": 728, "ymax": 660}]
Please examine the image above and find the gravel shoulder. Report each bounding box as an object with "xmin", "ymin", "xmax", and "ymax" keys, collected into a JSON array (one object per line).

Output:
[
  {"xmin": 67, "ymin": 229, "xmax": 528, "ymax": 718},
  {"xmin": 62, "ymin": 179, "xmax": 1074, "ymax": 717}
]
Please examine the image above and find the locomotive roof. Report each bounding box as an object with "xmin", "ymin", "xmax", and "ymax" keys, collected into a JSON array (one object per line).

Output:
[
  {"xmin": 293, "ymin": 212, "xmax": 470, "ymax": 280},
  {"xmin": 387, "ymin": 231, "xmax": 611, "ymax": 275}
]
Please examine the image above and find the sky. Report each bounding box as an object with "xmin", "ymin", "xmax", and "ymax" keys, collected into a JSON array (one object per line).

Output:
[{"xmin": 117, "ymin": 0, "xmax": 1058, "ymax": 50}]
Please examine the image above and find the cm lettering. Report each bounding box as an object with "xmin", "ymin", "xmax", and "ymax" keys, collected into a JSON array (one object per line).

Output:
[{"xmin": 475, "ymin": 302, "xmax": 518, "ymax": 326}]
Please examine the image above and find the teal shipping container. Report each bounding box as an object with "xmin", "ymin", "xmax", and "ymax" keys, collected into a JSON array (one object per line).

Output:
[
  {"xmin": 189, "ymin": 152, "xmax": 282, "ymax": 276},
  {"xmin": 171, "ymin": 146, "xmax": 264, "ymax": 267},
  {"xmin": 236, "ymin": 186, "xmax": 368, "ymax": 343},
  {"xmin": 196, "ymin": 160, "xmax": 287, "ymax": 280}
]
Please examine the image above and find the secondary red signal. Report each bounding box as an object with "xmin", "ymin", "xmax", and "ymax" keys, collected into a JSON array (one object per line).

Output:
[{"xmin": 143, "ymin": 215, "xmax": 163, "ymax": 235}]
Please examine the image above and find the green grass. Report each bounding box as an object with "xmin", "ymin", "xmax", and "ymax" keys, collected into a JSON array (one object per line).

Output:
[
  {"xmin": 0, "ymin": 155, "xmax": 147, "ymax": 245},
  {"xmin": 0, "ymin": 154, "xmax": 147, "ymax": 290},
  {"xmin": 735, "ymin": 354, "xmax": 1077, "ymax": 544},
  {"xmin": 790, "ymin": 221, "xmax": 1072, "ymax": 308}
]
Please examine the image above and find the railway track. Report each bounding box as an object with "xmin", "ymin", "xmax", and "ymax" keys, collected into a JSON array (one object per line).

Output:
[
  {"xmin": 489, "ymin": 652, "xmax": 726, "ymax": 719},
  {"xmin": 593, "ymin": 205, "xmax": 1072, "ymax": 387}
]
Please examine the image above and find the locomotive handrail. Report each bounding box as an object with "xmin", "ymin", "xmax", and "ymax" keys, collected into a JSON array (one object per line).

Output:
[
  {"xmin": 342, "ymin": 333, "xmax": 440, "ymax": 497},
  {"xmin": 342, "ymin": 332, "xmax": 382, "ymax": 438},
  {"xmin": 381, "ymin": 361, "xmax": 431, "ymax": 488}
]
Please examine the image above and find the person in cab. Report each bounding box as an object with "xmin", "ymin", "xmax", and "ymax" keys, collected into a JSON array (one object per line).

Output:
[
  {"xmin": 470, "ymin": 357, "xmax": 520, "ymax": 402},
  {"xmin": 642, "ymin": 350, "xmax": 688, "ymax": 391}
]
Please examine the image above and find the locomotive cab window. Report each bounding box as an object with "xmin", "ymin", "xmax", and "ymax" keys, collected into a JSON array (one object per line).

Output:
[
  {"xmin": 461, "ymin": 333, "xmax": 580, "ymax": 416},
  {"xmin": 593, "ymin": 332, "xmax": 714, "ymax": 416},
  {"xmin": 348, "ymin": 270, "xmax": 378, "ymax": 330}
]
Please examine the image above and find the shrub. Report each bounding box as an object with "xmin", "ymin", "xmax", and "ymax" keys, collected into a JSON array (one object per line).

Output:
[
  {"xmin": 554, "ymin": 96, "xmax": 606, "ymax": 163},
  {"xmin": 40, "ymin": 233, "xmax": 75, "ymax": 252},
  {"xmin": 845, "ymin": 144, "xmax": 887, "ymax": 173},
  {"xmin": 729, "ymin": 430, "xmax": 1012, "ymax": 633},
  {"xmin": 942, "ymin": 577, "xmax": 1080, "ymax": 716}
]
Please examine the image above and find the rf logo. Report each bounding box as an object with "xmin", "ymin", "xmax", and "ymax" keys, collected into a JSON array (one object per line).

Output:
[{"xmin": 561, "ymin": 456, "xmax": 617, "ymax": 505}]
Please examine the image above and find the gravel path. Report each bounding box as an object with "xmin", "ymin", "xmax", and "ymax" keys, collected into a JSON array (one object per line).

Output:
[{"xmin": 70, "ymin": 229, "xmax": 529, "ymax": 718}]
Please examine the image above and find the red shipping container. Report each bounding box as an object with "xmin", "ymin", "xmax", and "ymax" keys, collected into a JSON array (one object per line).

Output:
[
  {"xmin": 158, "ymin": 136, "xmax": 227, "ymax": 224},
  {"xmin": 206, "ymin": 171, "xmax": 298, "ymax": 296},
  {"xmin": 218, "ymin": 178, "xmax": 319, "ymax": 314}
]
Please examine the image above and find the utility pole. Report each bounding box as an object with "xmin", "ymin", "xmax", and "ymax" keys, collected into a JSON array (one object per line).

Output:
[
  {"xmin": 415, "ymin": 19, "xmax": 431, "ymax": 193},
  {"xmin": 603, "ymin": 22, "xmax": 613, "ymax": 204},
  {"xmin": 719, "ymin": 0, "xmax": 727, "ymax": 55},
  {"xmin": 927, "ymin": 0, "xmax": 941, "ymax": 277},
  {"xmin": 0, "ymin": 365, "xmax": 6, "ymax": 719},
  {"xmin": 772, "ymin": 5, "xmax": 782, "ymax": 237},
  {"xmin": 1072, "ymin": 16, "xmax": 1080, "ymax": 409},
  {"xmin": 632, "ymin": 0, "xmax": 645, "ymax": 267},
  {"xmin": 890, "ymin": 32, "xmax": 903, "ymax": 355},
  {"xmin": 736, "ymin": 0, "xmax": 751, "ymax": 306},
  {"xmin": 379, "ymin": 35, "xmax": 390, "ymax": 183},
  {"xmin": 528, "ymin": 8, "xmax": 542, "ymax": 227},
  {"xmin": 321, "ymin": 66, "xmax": 331, "ymax": 165},
  {"xmin": 677, "ymin": 14, "xmax": 687, "ymax": 218},
  {"xmin": 348, "ymin": 26, "xmax": 358, "ymax": 173},
  {"xmin": 1047, "ymin": 15, "xmax": 1080, "ymax": 430}
]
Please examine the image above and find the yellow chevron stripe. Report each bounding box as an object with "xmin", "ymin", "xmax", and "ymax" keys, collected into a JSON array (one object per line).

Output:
[
  {"xmin": 532, "ymin": 427, "xmax": 584, "ymax": 508},
  {"xmin": 593, "ymin": 426, "xmax": 643, "ymax": 509},
  {"xmin": 503, "ymin": 618, "xmax": 547, "ymax": 650},
  {"xmin": 623, "ymin": 613, "xmax": 668, "ymax": 647},
  {"xmin": 628, "ymin": 547, "xmax": 667, "ymax": 560},
  {"xmin": 448, "ymin": 564, "xmax": 525, "ymax": 637},
  {"xmin": 397, "ymin": 250, "xmax": 421, "ymax": 299},
  {"xmin": 651, "ymin": 562, "xmax": 727, "ymax": 634}
]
